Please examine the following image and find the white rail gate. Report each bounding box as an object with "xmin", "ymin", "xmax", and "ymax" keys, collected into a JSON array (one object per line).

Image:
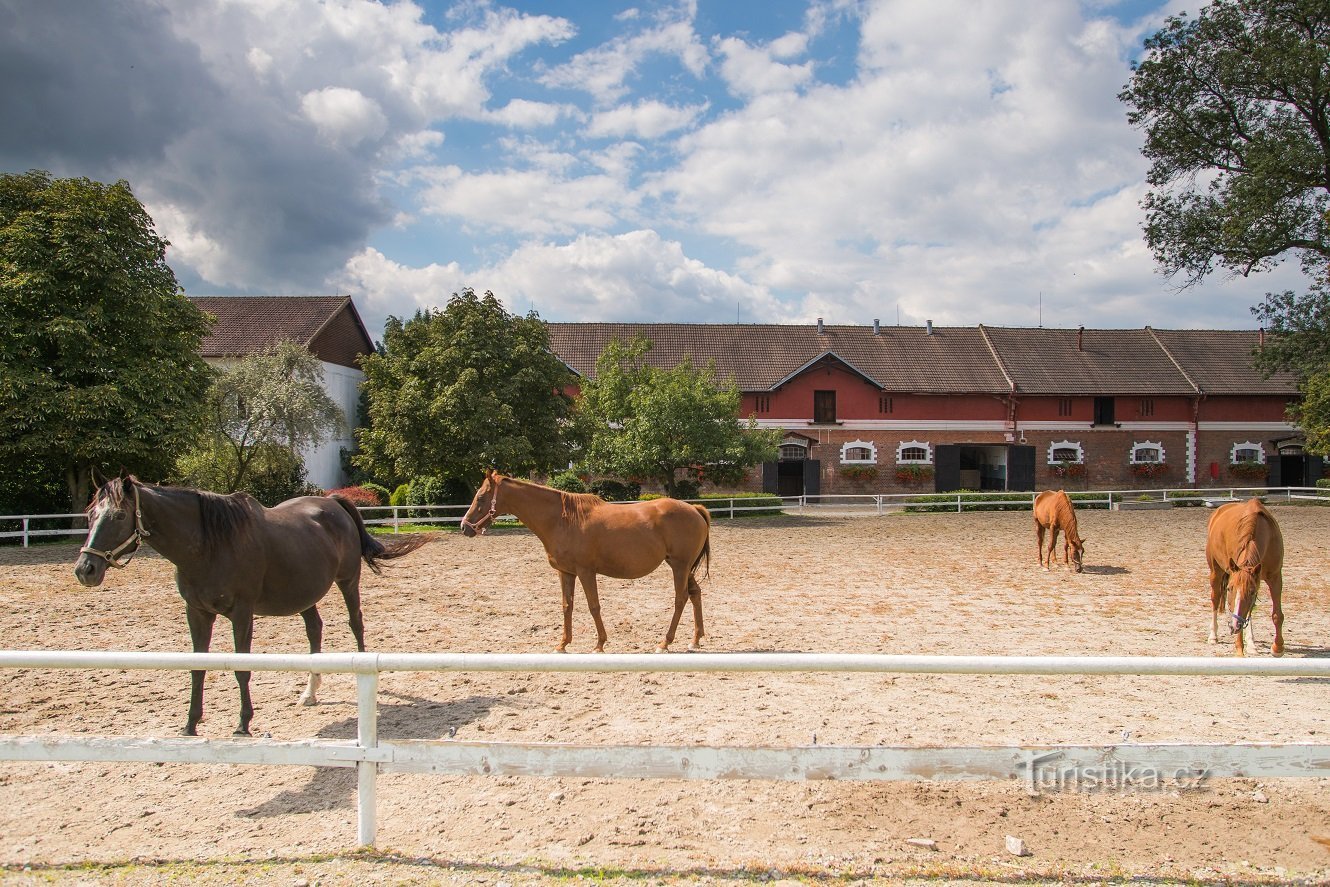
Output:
[{"xmin": 2, "ymin": 651, "xmax": 1329, "ymax": 848}]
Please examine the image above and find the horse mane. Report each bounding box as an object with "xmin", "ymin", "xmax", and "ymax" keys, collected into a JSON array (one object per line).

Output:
[
  {"xmin": 194, "ymin": 488, "xmax": 257, "ymax": 552},
  {"xmin": 559, "ymin": 489, "xmax": 604, "ymax": 524},
  {"xmin": 1232, "ymin": 501, "xmax": 1266, "ymax": 568}
]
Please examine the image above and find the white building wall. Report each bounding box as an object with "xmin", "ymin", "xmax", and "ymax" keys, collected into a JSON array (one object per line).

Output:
[{"xmin": 302, "ymin": 360, "xmax": 364, "ymax": 490}]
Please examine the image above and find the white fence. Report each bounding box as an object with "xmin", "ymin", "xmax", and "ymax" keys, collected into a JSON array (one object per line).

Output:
[
  {"xmin": 3, "ymin": 650, "xmax": 1330, "ymax": 849},
  {"xmin": 5, "ymin": 487, "xmax": 1326, "ymax": 546}
]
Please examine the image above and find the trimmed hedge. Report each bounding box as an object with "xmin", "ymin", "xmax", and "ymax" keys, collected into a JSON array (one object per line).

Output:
[{"xmin": 903, "ymin": 490, "xmax": 1121, "ymax": 514}]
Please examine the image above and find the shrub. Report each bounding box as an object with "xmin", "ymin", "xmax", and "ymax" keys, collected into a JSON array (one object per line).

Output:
[
  {"xmin": 362, "ymin": 482, "xmax": 390, "ymax": 505},
  {"xmin": 328, "ymin": 485, "xmax": 382, "ymax": 507},
  {"xmin": 668, "ymin": 478, "xmax": 701, "ymax": 500},
  {"xmin": 389, "ymin": 483, "xmax": 411, "ymax": 507},
  {"xmin": 589, "ymin": 479, "xmax": 641, "ymax": 501},
  {"xmin": 548, "ymin": 471, "xmax": 587, "ymax": 493}
]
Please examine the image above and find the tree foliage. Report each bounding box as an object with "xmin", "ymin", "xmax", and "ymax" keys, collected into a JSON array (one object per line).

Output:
[
  {"xmin": 177, "ymin": 340, "xmax": 343, "ymax": 493},
  {"xmin": 576, "ymin": 337, "xmax": 781, "ymax": 498},
  {"xmin": 1120, "ymin": 0, "xmax": 1330, "ymax": 287},
  {"xmin": 355, "ymin": 289, "xmax": 578, "ymax": 486},
  {"xmin": 0, "ymin": 170, "xmax": 213, "ymax": 512}
]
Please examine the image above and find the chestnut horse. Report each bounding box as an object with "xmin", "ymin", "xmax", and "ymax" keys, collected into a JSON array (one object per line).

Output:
[
  {"xmin": 73, "ymin": 475, "xmax": 427, "ymax": 735},
  {"xmin": 461, "ymin": 471, "xmax": 712, "ymax": 652},
  {"xmin": 1205, "ymin": 498, "xmax": 1285, "ymax": 657},
  {"xmin": 1033, "ymin": 489, "xmax": 1085, "ymax": 572}
]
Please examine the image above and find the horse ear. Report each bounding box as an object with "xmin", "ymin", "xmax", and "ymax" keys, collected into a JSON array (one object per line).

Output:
[{"xmin": 91, "ymin": 466, "xmax": 106, "ymax": 489}]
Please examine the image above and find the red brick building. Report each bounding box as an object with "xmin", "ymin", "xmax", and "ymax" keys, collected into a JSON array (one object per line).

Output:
[{"xmin": 546, "ymin": 321, "xmax": 1310, "ymax": 495}]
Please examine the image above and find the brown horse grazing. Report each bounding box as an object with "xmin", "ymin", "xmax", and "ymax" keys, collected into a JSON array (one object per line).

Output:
[
  {"xmin": 1205, "ymin": 498, "xmax": 1285, "ymax": 657},
  {"xmin": 1033, "ymin": 489, "xmax": 1085, "ymax": 572},
  {"xmin": 73, "ymin": 475, "xmax": 428, "ymax": 735},
  {"xmin": 461, "ymin": 471, "xmax": 712, "ymax": 652}
]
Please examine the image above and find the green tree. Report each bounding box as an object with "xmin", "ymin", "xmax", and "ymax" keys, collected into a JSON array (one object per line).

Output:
[
  {"xmin": 1121, "ymin": 2, "xmax": 1330, "ymax": 451},
  {"xmin": 356, "ymin": 288, "xmax": 578, "ymax": 485},
  {"xmin": 176, "ymin": 340, "xmax": 344, "ymax": 493},
  {"xmin": 577, "ymin": 337, "xmax": 780, "ymax": 498},
  {"xmin": 1120, "ymin": 0, "xmax": 1330, "ymax": 289},
  {"xmin": 0, "ymin": 170, "xmax": 213, "ymax": 512}
]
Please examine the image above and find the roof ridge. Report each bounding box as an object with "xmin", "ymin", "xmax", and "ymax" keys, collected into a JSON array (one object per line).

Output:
[
  {"xmin": 1145, "ymin": 325, "xmax": 1201, "ymax": 394},
  {"xmin": 976, "ymin": 323, "xmax": 1016, "ymax": 393}
]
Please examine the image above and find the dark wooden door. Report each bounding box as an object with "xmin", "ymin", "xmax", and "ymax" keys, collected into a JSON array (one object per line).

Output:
[
  {"xmin": 813, "ymin": 390, "xmax": 836, "ymax": 423},
  {"xmin": 761, "ymin": 461, "xmax": 779, "ymax": 494},
  {"xmin": 803, "ymin": 459, "xmax": 821, "ymax": 496},
  {"xmin": 934, "ymin": 445, "xmax": 959, "ymax": 492},
  {"xmin": 1007, "ymin": 445, "xmax": 1035, "ymax": 491}
]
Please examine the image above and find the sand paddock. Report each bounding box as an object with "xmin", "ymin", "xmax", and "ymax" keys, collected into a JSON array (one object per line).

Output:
[{"xmin": 2, "ymin": 504, "xmax": 1329, "ymax": 883}]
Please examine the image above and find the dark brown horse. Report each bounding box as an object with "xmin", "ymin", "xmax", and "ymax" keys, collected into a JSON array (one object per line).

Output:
[
  {"xmin": 73, "ymin": 475, "xmax": 427, "ymax": 735},
  {"xmin": 461, "ymin": 471, "xmax": 712, "ymax": 652},
  {"xmin": 1033, "ymin": 489, "xmax": 1085, "ymax": 572},
  {"xmin": 1205, "ymin": 498, "xmax": 1285, "ymax": 657}
]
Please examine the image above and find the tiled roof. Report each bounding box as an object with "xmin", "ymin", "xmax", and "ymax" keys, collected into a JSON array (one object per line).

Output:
[
  {"xmin": 981, "ymin": 326, "xmax": 1196, "ymax": 395},
  {"xmin": 190, "ymin": 296, "xmax": 370, "ymax": 362},
  {"xmin": 545, "ymin": 323, "xmax": 1014, "ymax": 393},
  {"xmin": 546, "ymin": 322, "xmax": 1294, "ymax": 397},
  {"xmin": 1149, "ymin": 329, "xmax": 1298, "ymax": 395}
]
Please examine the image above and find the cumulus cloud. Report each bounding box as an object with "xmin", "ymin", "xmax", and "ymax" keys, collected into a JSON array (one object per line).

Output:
[
  {"xmin": 337, "ymin": 230, "xmax": 786, "ymax": 328},
  {"xmin": 584, "ymin": 100, "xmax": 706, "ymax": 139}
]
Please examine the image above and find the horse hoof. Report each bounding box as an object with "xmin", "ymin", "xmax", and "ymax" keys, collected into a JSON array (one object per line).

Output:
[
  {"xmin": 1272, "ymin": 645, "xmax": 1285, "ymax": 658},
  {"xmin": 654, "ymin": 645, "xmax": 669, "ymax": 653},
  {"xmin": 233, "ymin": 728, "xmax": 252, "ymax": 737},
  {"xmin": 687, "ymin": 644, "xmax": 701, "ymax": 653},
  {"xmin": 181, "ymin": 726, "xmax": 199, "ymax": 737},
  {"xmin": 298, "ymin": 693, "xmax": 318, "ymax": 707}
]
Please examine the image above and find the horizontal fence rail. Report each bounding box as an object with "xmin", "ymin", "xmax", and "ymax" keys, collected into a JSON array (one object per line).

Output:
[
  {"xmin": 3, "ymin": 651, "xmax": 1330, "ymax": 848},
  {"xmin": 5, "ymin": 487, "xmax": 1327, "ymax": 546}
]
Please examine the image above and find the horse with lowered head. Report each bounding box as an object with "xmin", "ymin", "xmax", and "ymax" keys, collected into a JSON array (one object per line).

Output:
[
  {"xmin": 461, "ymin": 471, "xmax": 712, "ymax": 652},
  {"xmin": 1033, "ymin": 489, "xmax": 1085, "ymax": 572},
  {"xmin": 73, "ymin": 475, "xmax": 428, "ymax": 735},
  {"xmin": 1206, "ymin": 497, "xmax": 1285, "ymax": 657}
]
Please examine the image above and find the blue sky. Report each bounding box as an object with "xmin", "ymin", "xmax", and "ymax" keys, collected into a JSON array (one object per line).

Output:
[{"xmin": 0, "ymin": 0, "xmax": 1305, "ymax": 341}]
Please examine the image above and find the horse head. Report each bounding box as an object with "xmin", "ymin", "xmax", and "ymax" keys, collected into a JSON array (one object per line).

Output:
[
  {"xmin": 73, "ymin": 475, "xmax": 148, "ymax": 586},
  {"xmin": 1069, "ymin": 537, "xmax": 1085, "ymax": 573},
  {"xmin": 461, "ymin": 470, "xmax": 502, "ymax": 537},
  {"xmin": 1227, "ymin": 554, "xmax": 1262, "ymax": 635}
]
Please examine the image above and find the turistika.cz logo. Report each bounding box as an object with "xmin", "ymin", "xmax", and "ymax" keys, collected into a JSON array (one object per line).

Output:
[{"xmin": 1019, "ymin": 751, "xmax": 1209, "ymax": 795}]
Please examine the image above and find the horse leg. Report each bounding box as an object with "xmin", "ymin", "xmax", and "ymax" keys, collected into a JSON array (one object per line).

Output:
[
  {"xmin": 1036, "ymin": 523, "xmax": 1047, "ymax": 569},
  {"xmin": 578, "ymin": 571, "xmax": 609, "ymax": 653},
  {"xmin": 657, "ymin": 564, "xmax": 691, "ymax": 653},
  {"xmin": 184, "ymin": 605, "xmax": 216, "ymax": 736},
  {"xmin": 1208, "ymin": 566, "xmax": 1224, "ymax": 645},
  {"xmin": 687, "ymin": 574, "xmax": 705, "ymax": 651},
  {"xmin": 230, "ymin": 611, "xmax": 256, "ymax": 736},
  {"xmin": 557, "ymin": 571, "xmax": 575, "ymax": 652},
  {"xmin": 336, "ymin": 576, "xmax": 367, "ymax": 652},
  {"xmin": 1268, "ymin": 574, "xmax": 1285, "ymax": 657},
  {"xmin": 298, "ymin": 605, "xmax": 323, "ymax": 706}
]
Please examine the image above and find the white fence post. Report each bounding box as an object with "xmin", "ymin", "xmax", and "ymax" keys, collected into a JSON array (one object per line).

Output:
[{"xmin": 356, "ymin": 668, "xmax": 379, "ymax": 847}]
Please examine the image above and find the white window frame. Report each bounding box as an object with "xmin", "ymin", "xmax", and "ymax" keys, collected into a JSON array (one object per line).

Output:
[
  {"xmin": 1230, "ymin": 441, "xmax": 1266, "ymax": 465},
  {"xmin": 896, "ymin": 440, "xmax": 933, "ymax": 465},
  {"xmin": 840, "ymin": 439, "xmax": 878, "ymax": 465},
  {"xmin": 779, "ymin": 438, "xmax": 809, "ymax": 462},
  {"xmin": 1129, "ymin": 440, "xmax": 1165, "ymax": 465},
  {"xmin": 1046, "ymin": 440, "xmax": 1085, "ymax": 465}
]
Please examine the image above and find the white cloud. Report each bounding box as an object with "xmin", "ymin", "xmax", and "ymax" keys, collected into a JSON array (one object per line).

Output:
[
  {"xmin": 300, "ymin": 87, "xmax": 388, "ymax": 147},
  {"xmin": 485, "ymin": 98, "xmax": 576, "ymax": 128},
  {"xmin": 539, "ymin": 7, "xmax": 708, "ymax": 103},
  {"xmin": 584, "ymin": 100, "xmax": 705, "ymax": 139},
  {"xmin": 336, "ymin": 231, "xmax": 787, "ymax": 326},
  {"xmin": 715, "ymin": 35, "xmax": 813, "ymax": 98}
]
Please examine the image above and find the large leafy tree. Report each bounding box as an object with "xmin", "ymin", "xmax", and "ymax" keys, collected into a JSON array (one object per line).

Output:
[
  {"xmin": 577, "ymin": 337, "xmax": 781, "ymax": 498},
  {"xmin": 1121, "ymin": 1, "xmax": 1330, "ymax": 448},
  {"xmin": 0, "ymin": 170, "xmax": 213, "ymax": 512},
  {"xmin": 356, "ymin": 288, "xmax": 578, "ymax": 486},
  {"xmin": 1120, "ymin": 0, "xmax": 1330, "ymax": 288},
  {"xmin": 177, "ymin": 340, "xmax": 344, "ymax": 494}
]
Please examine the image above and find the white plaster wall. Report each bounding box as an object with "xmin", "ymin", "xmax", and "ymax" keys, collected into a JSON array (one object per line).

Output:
[{"xmin": 302, "ymin": 361, "xmax": 363, "ymax": 490}]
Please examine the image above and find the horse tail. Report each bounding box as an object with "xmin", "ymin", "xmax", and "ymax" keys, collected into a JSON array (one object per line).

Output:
[
  {"xmin": 690, "ymin": 503, "xmax": 711, "ymax": 581},
  {"xmin": 331, "ymin": 494, "xmax": 429, "ymax": 575}
]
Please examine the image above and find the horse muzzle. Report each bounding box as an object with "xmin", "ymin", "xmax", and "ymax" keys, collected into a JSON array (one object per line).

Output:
[{"xmin": 73, "ymin": 555, "xmax": 108, "ymax": 587}]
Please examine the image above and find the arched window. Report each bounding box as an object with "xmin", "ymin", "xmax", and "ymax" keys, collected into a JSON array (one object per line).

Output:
[
  {"xmin": 1046, "ymin": 440, "xmax": 1084, "ymax": 464},
  {"xmin": 1130, "ymin": 441, "xmax": 1165, "ymax": 464},
  {"xmin": 896, "ymin": 440, "xmax": 932, "ymax": 464},
  {"xmin": 1230, "ymin": 442, "xmax": 1265, "ymax": 464},
  {"xmin": 779, "ymin": 440, "xmax": 809, "ymax": 462},
  {"xmin": 840, "ymin": 439, "xmax": 878, "ymax": 464}
]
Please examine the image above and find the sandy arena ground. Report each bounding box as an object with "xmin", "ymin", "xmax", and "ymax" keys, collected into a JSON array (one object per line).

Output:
[{"xmin": 2, "ymin": 503, "xmax": 1330, "ymax": 884}]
